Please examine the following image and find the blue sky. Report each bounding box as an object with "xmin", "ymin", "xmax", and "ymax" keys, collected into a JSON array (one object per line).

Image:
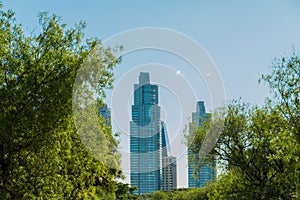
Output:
[
  {"xmin": 3, "ymin": 0, "xmax": 300, "ymax": 188},
  {"xmin": 4, "ymin": 0, "xmax": 300, "ymax": 104}
]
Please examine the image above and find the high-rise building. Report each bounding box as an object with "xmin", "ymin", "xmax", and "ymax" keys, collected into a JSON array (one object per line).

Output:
[
  {"xmin": 130, "ymin": 72, "xmax": 162, "ymax": 194},
  {"xmin": 161, "ymin": 121, "xmax": 177, "ymax": 191},
  {"xmin": 98, "ymin": 104, "xmax": 111, "ymax": 126},
  {"xmin": 188, "ymin": 101, "xmax": 215, "ymax": 188},
  {"xmin": 130, "ymin": 72, "xmax": 176, "ymax": 194},
  {"xmin": 161, "ymin": 156, "xmax": 177, "ymax": 191}
]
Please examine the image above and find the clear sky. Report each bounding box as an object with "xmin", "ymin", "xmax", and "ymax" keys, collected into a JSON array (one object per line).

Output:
[{"xmin": 3, "ymin": 0, "xmax": 300, "ymax": 188}]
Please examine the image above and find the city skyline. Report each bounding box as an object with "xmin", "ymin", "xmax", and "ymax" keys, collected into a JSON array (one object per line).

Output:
[
  {"xmin": 124, "ymin": 72, "xmax": 214, "ymax": 193},
  {"xmin": 4, "ymin": 0, "xmax": 300, "ymax": 188},
  {"xmin": 103, "ymin": 71, "xmax": 216, "ymax": 192}
]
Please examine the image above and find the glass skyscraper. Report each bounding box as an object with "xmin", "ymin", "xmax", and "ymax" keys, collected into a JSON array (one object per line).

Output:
[
  {"xmin": 130, "ymin": 72, "xmax": 162, "ymax": 194},
  {"xmin": 130, "ymin": 72, "xmax": 176, "ymax": 194},
  {"xmin": 188, "ymin": 101, "xmax": 215, "ymax": 188},
  {"xmin": 161, "ymin": 156, "xmax": 177, "ymax": 191},
  {"xmin": 161, "ymin": 121, "xmax": 177, "ymax": 191},
  {"xmin": 98, "ymin": 104, "xmax": 111, "ymax": 126}
]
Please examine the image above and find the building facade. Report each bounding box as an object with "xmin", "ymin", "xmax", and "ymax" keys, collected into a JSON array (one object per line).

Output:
[
  {"xmin": 130, "ymin": 72, "xmax": 176, "ymax": 194},
  {"xmin": 188, "ymin": 101, "xmax": 215, "ymax": 188},
  {"xmin": 130, "ymin": 72, "xmax": 162, "ymax": 194},
  {"xmin": 98, "ymin": 104, "xmax": 111, "ymax": 126},
  {"xmin": 161, "ymin": 156, "xmax": 177, "ymax": 191},
  {"xmin": 161, "ymin": 121, "xmax": 177, "ymax": 191}
]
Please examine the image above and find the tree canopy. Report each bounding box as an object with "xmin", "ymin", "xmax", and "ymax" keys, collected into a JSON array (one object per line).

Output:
[
  {"xmin": 0, "ymin": 5, "xmax": 126, "ymax": 199},
  {"xmin": 191, "ymin": 52, "xmax": 300, "ymax": 199}
]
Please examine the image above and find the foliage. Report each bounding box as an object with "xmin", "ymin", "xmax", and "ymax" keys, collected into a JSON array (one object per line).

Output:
[
  {"xmin": 115, "ymin": 182, "xmax": 139, "ymax": 200},
  {"xmin": 192, "ymin": 52, "xmax": 300, "ymax": 199},
  {"xmin": 0, "ymin": 5, "xmax": 122, "ymax": 199},
  {"xmin": 137, "ymin": 188, "xmax": 210, "ymax": 200},
  {"xmin": 260, "ymin": 52, "xmax": 300, "ymax": 142},
  {"xmin": 148, "ymin": 190, "xmax": 167, "ymax": 200}
]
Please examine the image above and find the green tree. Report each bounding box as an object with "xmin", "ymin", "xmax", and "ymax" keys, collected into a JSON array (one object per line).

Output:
[
  {"xmin": 195, "ymin": 101, "xmax": 299, "ymax": 199},
  {"xmin": 260, "ymin": 52, "xmax": 300, "ymax": 199},
  {"xmin": 115, "ymin": 182, "xmax": 138, "ymax": 200},
  {"xmin": 260, "ymin": 52, "xmax": 300, "ymax": 142},
  {"xmin": 193, "ymin": 52, "xmax": 300, "ymax": 199},
  {"xmin": 0, "ymin": 5, "xmax": 121, "ymax": 199},
  {"xmin": 148, "ymin": 190, "xmax": 167, "ymax": 200}
]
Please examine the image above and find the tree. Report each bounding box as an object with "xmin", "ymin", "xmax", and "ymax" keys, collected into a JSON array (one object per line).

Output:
[
  {"xmin": 148, "ymin": 190, "xmax": 168, "ymax": 200},
  {"xmin": 115, "ymin": 182, "xmax": 138, "ymax": 200},
  {"xmin": 192, "ymin": 52, "xmax": 300, "ymax": 199},
  {"xmin": 0, "ymin": 5, "xmax": 122, "ymax": 199},
  {"xmin": 259, "ymin": 52, "xmax": 300, "ymax": 199},
  {"xmin": 194, "ymin": 101, "xmax": 299, "ymax": 199},
  {"xmin": 260, "ymin": 52, "xmax": 300, "ymax": 142}
]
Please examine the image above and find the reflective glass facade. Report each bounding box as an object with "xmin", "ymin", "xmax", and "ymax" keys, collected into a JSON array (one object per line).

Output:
[
  {"xmin": 98, "ymin": 104, "xmax": 111, "ymax": 126},
  {"xmin": 161, "ymin": 121, "xmax": 177, "ymax": 191},
  {"xmin": 130, "ymin": 72, "xmax": 162, "ymax": 194},
  {"xmin": 161, "ymin": 156, "xmax": 177, "ymax": 191},
  {"xmin": 188, "ymin": 101, "xmax": 216, "ymax": 188}
]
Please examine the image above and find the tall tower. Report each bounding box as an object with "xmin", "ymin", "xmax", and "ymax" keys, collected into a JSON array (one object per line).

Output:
[
  {"xmin": 130, "ymin": 72, "xmax": 162, "ymax": 194},
  {"xmin": 161, "ymin": 121, "xmax": 177, "ymax": 191},
  {"xmin": 98, "ymin": 104, "xmax": 111, "ymax": 126},
  {"xmin": 188, "ymin": 101, "xmax": 215, "ymax": 188}
]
